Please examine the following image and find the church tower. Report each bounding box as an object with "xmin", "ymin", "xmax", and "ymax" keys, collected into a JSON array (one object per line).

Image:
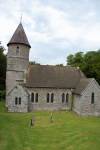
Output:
[{"xmin": 6, "ymin": 23, "xmax": 31, "ymax": 106}]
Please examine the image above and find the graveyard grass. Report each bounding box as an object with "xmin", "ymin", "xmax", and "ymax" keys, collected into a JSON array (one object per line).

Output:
[{"xmin": 0, "ymin": 101, "xmax": 100, "ymax": 150}]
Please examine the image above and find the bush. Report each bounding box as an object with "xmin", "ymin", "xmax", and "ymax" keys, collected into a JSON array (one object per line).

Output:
[{"xmin": 0, "ymin": 90, "xmax": 5, "ymax": 101}]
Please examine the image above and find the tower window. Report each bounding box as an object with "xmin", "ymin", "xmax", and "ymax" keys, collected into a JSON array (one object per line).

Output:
[
  {"xmin": 35, "ymin": 93, "xmax": 38, "ymax": 103},
  {"xmin": 16, "ymin": 46, "xmax": 19, "ymax": 54},
  {"xmin": 51, "ymin": 93, "xmax": 54, "ymax": 103},
  {"xmin": 91, "ymin": 92, "xmax": 95, "ymax": 104},
  {"xmin": 47, "ymin": 93, "xmax": 50, "ymax": 103}
]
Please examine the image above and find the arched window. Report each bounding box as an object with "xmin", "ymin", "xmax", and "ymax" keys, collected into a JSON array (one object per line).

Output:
[
  {"xmin": 31, "ymin": 93, "xmax": 34, "ymax": 102},
  {"xmin": 51, "ymin": 93, "xmax": 54, "ymax": 103},
  {"xmin": 62, "ymin": 93, "xmax": 65, "ymax": 103},
  {"xmin": 66, "ymin": 93, "xmax": 69, "ymax": 103},
  {"xmin": 15, "ymin": 97, "xmax": 18, "ymax": 105},
  {"xmin": 91, "ymin": 92, "xmax": 94, "ymax": 104},
  {"xmin": 47, "ymin": 93, "xmax": 50, "ymax": 103},
  {"xmin": 16, "ymin": 46, "xmax": 19, "ymax": 55},
  {"xmin": 19, "ymin": 97, "xmax": 21, "ymax": 105},
  {"xmin": 35, "ymin": 93, "xmax": 38, "ymax": 103}
]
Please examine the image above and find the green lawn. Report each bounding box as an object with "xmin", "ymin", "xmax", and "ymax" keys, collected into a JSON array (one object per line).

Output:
[{"xmin": 0, "ymin": 101, "xmax": 100, "ymax": 150}]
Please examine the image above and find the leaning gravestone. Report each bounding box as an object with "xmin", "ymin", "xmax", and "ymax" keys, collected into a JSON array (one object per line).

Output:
[
  {"xmin": 50, "ymin": 112, "xmax": 53, "ymax": 123},
  {"xmin": 30, "ymin": 116, "xmax": 35, "ymax": 127}
]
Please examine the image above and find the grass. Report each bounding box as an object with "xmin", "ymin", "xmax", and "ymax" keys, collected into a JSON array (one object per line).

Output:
[{"xmin": 0, "ymin": 101, "xmax": 100, "ymax": 150}]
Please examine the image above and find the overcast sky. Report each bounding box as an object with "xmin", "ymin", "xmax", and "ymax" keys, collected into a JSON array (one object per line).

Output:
[{"xmin": 0, "ymin": 0, "xmax": 100, "ymax": 65}]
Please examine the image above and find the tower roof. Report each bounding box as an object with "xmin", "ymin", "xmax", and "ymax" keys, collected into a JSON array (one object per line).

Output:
[{"xmin": 7, "ymin": 23, "xmax": 31, "ymax": 48}]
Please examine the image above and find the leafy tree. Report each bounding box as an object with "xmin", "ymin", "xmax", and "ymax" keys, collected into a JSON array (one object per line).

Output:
[
  {"xmin": 56, "ymin": 64, "xmax": 64, "ymax": 66},
  {"xmin": 67, "ymin": 50, "xmax": 100, "ymax": 84},
  {"xmin": 29, "ymin": 61, "xmax": 40, "ymax": 65},
  {"xmin": 0, "ymin": 43, "xmax": 6, "ymax": 91}
]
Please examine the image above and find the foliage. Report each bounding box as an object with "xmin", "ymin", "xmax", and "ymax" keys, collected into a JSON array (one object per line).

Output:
[
  {"xmin": 0, "ymin": 43, "xmax": 6, "ymax": 91},
  {"xmin": 56, "ymin": 64, "xmax": 64, "ymax": 66},
  {"xmin": 29, "ymin": 61, "xmax": 40, "ymax": 65},
  {"xmin": 0, "ymin": 90, "xmax": 5, "ymax": 101},
  {"xmin": 67, "ymin": 50, "xmax": 100, "ymax": 84},
  {"xmin": 0, "ymin": 101, "xmax": 100, "ymax": 150}
]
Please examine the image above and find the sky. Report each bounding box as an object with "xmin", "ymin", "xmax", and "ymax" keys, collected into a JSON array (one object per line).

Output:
[{"xmin": 0, "ymin": 0, "xmax": 100, "ymax": 65}]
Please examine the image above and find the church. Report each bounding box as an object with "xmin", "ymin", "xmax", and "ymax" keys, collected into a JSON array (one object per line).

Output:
[{"xmin": 6, "ymin": 23, "xmax": 100, "ymax": 116}]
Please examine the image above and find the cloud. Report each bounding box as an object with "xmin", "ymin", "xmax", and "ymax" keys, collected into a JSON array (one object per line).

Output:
[{"xmin": 0, "ymin": 0, "xmax": 100, "ymax": 64}]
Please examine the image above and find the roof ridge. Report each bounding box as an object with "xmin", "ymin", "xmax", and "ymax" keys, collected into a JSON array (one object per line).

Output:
[{"xmin": 29, "ymin": 64, "xmax": 79, "ymax": 69}]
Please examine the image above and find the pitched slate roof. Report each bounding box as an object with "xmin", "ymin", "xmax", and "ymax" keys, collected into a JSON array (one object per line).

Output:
[
  {"xmin": 73, "ymin": 78, "xmax": 93, "ymax": 95},
  {"xmin": 7, "ymin": 23, "xmax": 31, "ymax": 48},
  {"xmin": 26, "ymin": 65, "xmax": 86, "ymax": 89}
]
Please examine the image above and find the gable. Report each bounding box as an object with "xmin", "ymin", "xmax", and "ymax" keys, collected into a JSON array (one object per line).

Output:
[
  {"xmin": 81, "ymin": 79, "xmax": 100, "ymax": 96},
  {"xmin": 73, "ymin": 78, "xmax": 100, "ymax": 95},
  {"xmin": 73, "ymin": 78, "xmax": 92, "ymax": 95},
  {"xmin": 7, "ymin": 85, "xmax": 29, "ymax": 96}
]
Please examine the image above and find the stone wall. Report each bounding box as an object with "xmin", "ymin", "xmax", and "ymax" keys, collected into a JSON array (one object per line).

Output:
[
  {"xmin": 7, "ymin": 44, "xmax": 29, "ymax": 71},
  {"xmin": 7, "ymin": 85, "xmax": 29, "ymax": 112},
  {"xmin": 74, "ymin": 79, "xmax": 100, "ymax": 116},
  {"xmin": 6, "ymin": 79, "xmax": 100, "ymax": 115},
  {"xmin": 73, "ymin": 95, "xmax": 81, "ymax": 115},
  {"xmin": 27, "ymin": 88, "xmax": 72, "ymax": 111},
  {"xmin": 6, "ymin": 44, "xmax": 30, "ymax": 106}
]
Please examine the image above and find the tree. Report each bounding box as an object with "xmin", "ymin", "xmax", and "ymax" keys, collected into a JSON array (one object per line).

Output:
[
  {"xmin": 56, "ymin": 64, "xmax": 63, "ymax": 66},
  {"xmin": 67, "ymin": 50, "xmax": 100, "ymax": 84},
  {"xmin": 0, "ymin": 43, "xmax": 6, "ymax": 91},
  {"xmin": 29, "ymin": 61, "xmax": 40, "ymax": 65}
]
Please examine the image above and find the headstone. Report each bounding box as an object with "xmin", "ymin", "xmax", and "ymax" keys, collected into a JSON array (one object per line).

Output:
[
  {"xmin": 50, "ymin": 112, "xmax": 53, "ymax": 123},
  {"xmin": 30, "ymin": 116, "xmax": 35, "ymax": 126}
]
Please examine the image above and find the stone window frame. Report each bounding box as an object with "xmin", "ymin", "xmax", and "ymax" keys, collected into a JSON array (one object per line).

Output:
[
  {"xmin": 66, "ymin": 93, "xmax": 69, "ymax": 103},
  {"xmin": 91, "ymin": 92, "xmax": 95, "ymax": 104},
  {"xmin": 46, "ymin": 93, "xmax": 54, "ymax": 103},
  {"xmin": 16, "ymin": 46, "xmax": 20, "ymax": 55},
  {"xmin": 15, "ymin": 97, "xmax": 18, "ymax": 105},
  {"xmin": 15, "ymin": 97, "xmax": 21, "ymax": 105},
  {"xmin": 31, "ymin": 93, "xmax": 38, "ymax": 103},
  {"xmin": 62, "ymin": 93, "xmax": 69, "ymax": 103},
  {"xmin": 31, "ymin": 93, "xmax": 34, "ymax": 103},
  {"xmin": 19, "ymin": 97, "xmax": 21, "ymax": 105},
  {"xmin": 35, "ymin": 93, "xmax": 38, "ymax": 103},
  {"xmin": 51, "ymin": 93, "xmax": 54, "ymax": 103},
  {"xmin": 47, "ymin": 93, "xmax": 50, "ymax": 103},
  {"xmin": 62, "ymin": 93, "xmax": 65, "ymax": 103}
]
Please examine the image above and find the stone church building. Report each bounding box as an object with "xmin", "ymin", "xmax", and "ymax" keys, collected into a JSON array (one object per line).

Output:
[{"xmin": 6, "ymin": 23, "xmax": 100, "ymax": 116}]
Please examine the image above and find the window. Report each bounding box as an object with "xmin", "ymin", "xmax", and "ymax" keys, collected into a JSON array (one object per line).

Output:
[
  {"xmin": 15, "ymin": 97, "xmax": 18, "ymax": 105},
  {"xmin": 31, "ymin": 93, "xmax": 34, "ymax": 102},
  {"xmin": 66, "ymin": 93, "xmax": 69, "ymax": 103},
  {"xmin": 62, "ymin": 93, "xmax": 65, "ymax": 103},
  {"xmin": 16, "ymin": 46, "xmax": 19, "ymax": 54},
  {"xmin": 19, "ymin": 97, "xmax": 21, "ymax": 105},
  {"xmin": 47, "ymin": 93, "xmax": 50, "ymax": 103},
  {"xmin": 15, "ymin": 97, "xmax": 21, "ymax": 105},
  {"xmin": 35, "ymin": 93, "xmax": 38, "ymax": 103},
  {"xmin": 51, "ymin": 93, "xmax": 54, "ymax": 103},
  {"xmin": 31, "ymin": 93, "xmax": 38, "ymax": 103},
  {"xmin": 91, "ymin": 92, "xmax": 94, "ymax": 104}
]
